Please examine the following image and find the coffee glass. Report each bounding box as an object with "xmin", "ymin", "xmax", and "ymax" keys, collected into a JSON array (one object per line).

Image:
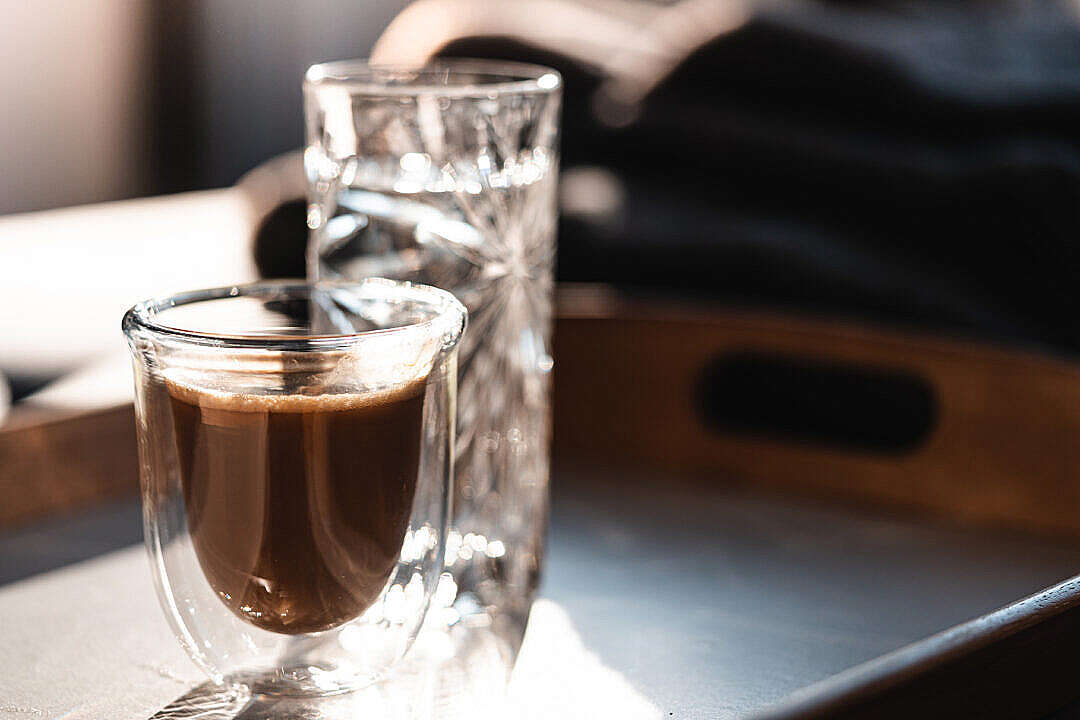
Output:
[{"xmin": 123, "ymin": 279, "xmax": 465, "ymax": 696}]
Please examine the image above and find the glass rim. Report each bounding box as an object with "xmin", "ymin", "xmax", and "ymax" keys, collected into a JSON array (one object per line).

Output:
[
  {"xmin": 303, "ymin": 57, "xmax": 562, "ymax": 97},
  {"xmin": 122, "ymin": 278, "xmax": 467, "ymax": 351}
]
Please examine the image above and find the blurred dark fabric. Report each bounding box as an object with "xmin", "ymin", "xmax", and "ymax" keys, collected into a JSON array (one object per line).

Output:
[
  {"xmin": 436, "ymin": 1, "xmax": 1080, "ymax": 356},
  {"xmin": 244, "ymin": 1, "xmax": 1080, "ymax": 356}
]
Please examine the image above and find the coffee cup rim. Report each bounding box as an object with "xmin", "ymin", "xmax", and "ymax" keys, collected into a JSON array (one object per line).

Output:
[{"xmin": 122, "ymin": 278, "xmax": 467, "ymax": 352}]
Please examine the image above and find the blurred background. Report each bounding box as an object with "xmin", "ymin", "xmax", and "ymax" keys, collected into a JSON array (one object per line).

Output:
[
  {"xmin": 0, "ymin": 1, "xmax": 405, "ymax": 214},
  {"xmin": 8, "ymin": 2, "xmax": 1080, "ymax": 715},
  {"xmin": 6, "ymin": 0, "xmax": 1080, "ymax": 370}
]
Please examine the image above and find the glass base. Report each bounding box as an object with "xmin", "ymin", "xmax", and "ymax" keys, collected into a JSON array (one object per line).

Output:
[
  {"xmin": 152, "ymin": 615, "xmax": 524, "ymax": 718},
  {"xmin": 231, "ymin": 665, "xmax": 382, "ymax": 698}
]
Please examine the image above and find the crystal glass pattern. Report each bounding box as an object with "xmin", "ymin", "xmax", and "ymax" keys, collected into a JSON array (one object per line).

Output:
[{"xmin": 304, "ymin": 60, "xmax": 561, "ymax": 654}]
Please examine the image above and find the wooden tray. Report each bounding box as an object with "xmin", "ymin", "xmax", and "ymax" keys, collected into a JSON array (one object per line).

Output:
[{"xmin": 8, "ymin": 284, "xmax": 1080, "ymax": 535}]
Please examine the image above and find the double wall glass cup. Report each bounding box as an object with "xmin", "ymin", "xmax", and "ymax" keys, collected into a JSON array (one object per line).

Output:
[{"xmin": 123, "ymin": 279, "xmax": 466, "ymax": 696}]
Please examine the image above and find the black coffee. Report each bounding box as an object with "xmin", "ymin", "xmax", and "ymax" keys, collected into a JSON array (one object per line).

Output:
[{"xmin": 165, "ymin": 378, "xmax": 425, "ymax": 635}]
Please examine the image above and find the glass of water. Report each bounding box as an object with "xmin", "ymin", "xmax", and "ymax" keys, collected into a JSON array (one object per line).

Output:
[{"xmin": 304, "ymin": 59, "xmax": 561, "ymax": 658}]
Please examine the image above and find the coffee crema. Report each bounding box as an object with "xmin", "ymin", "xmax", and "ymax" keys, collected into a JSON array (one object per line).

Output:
[{"xmin": 165, "ymin": 378, "xmax": 426, "ymax": 635}]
